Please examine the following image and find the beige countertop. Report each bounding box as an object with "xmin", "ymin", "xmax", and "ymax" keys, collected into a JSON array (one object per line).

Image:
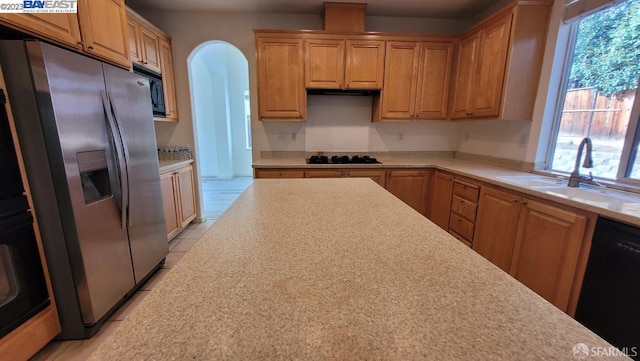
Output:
[
  {"xmin": 159, "ymin": 159, "xmax": 194, "ymax": 174},
  {"xmin": 90, "ymin": 179, "xmax": 619, "ymax": 360},
  {"xmin": 254, "ymin": 156, "xmax": 640, "ymax": 227}
]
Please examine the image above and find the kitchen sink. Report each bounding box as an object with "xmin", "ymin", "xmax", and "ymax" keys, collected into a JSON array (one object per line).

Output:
[
  {"xmin": 496, "ymin": 175, "xmax": 563, "ymax": 187},
  {"xmin": 533, "ymin": 186, "xmax": 640, "ymax": 204}
]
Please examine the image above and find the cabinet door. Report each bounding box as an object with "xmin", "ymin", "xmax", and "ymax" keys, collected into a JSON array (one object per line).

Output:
[
  {"xmin": 472, "ymin": 14, "xmax": 512, "ymax": 118},
  {"xmin": 176, "ymin": 166, "xmax": 197, "ymax": 228},
  {"xmin": 450, "ymin": 33, "xmax": 479, "ymax": 119},
  {"xmin": 77, "ymin": 0, "xmax": 130, "ymax": 68},
  {"xmin": 159, "ymin": 37, "xmax": 179, "ymax": 121},
  {"xmin": 305, "ymin": 39, "xmax": 344, "ymax": 89},
  {"xmin": 0, "ymin": 13, "xmax": 81, "ymax": 48},
  {"xmin": 347, "ymin": 169, "xmax": 386, "ymax": 188},
  {"xmin": 379, "ymin": 41, "xmax": 420, "ymax": 120},
  {"xmin": 344, "ymin": 40, "xmax": 385, "ymax": 90},
  {"xmin": 429, "ymin": 171, "xmax": 453, "ymax": 230},
  {"xmin": 510, "ymin": 199, "xmax": 588, "ymax": 312},
  {"xmin": 472, "ymin": 186, "xmax": 521, "ymax": 272},
  {"xmin": 138, "ymin": 24, "xmax": 162, "ymax": 73},
  {"xmin": 256, "ymin": 37, "xmax": 306, "ymax": 120},
  {"xmin": 415, "ymin": 42, "xmax": 453, "ymax": 120},
  {"xmin": 126, "ymin": 17, "xmax": 141, "ymax": 63},
  {"xmin": 386, "ymin": 170, "xmax": 430, "ymax": 216},
  {"xmin": 160, "ymin": 172, "xmax": 180, "ymax": 240}
]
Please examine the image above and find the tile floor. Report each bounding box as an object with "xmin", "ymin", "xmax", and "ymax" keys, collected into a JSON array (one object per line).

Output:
[
  {"xmin": 31, "ymin": 177, "xmax": 253, "ymax": 360},
  {"xmin": 30, "ymin": 221, "xmax": 214, "ymax": 361}
]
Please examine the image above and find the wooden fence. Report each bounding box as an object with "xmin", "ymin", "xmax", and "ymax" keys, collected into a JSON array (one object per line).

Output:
[{"xmin": 559, "ymin": 87, "xmax": 635, "ymax": 140}]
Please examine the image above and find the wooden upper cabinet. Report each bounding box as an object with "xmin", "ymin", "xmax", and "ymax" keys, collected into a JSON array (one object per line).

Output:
[
  {"xmin": 126, "ymin": 17, "xmax": 141, "ymax": 62},
  {"xmin": 450, "ymin": 15, "xmax": 512, "ymax": 120},
  {"xmin": 256, "ymin": 35, "xmax": 306, "ymax": 120},
  {"xmin": 450, "ymin": 2, "xmax": 551, "ymax": 120},
  {"xmin": 415, "ymin": 42, "xmax": 453, "ymax": 120},
  {"xmin": 510, "ymin": 199, "xmax": 589, "ymax": 312},
  {"xmin": 77, "ymin": 0, "xmax": 130, "ymax": 68},
  {"xmin": 344, "ymin": 40, "xmax": 385, "ymax": 89},
  {"xmin": 305, "ymin": 38, "xmax": 384, "ymax": 90},
  {"xmin": 305, "ymin": 39, "xmax": 345, "ymax": 89},
  {"xmin": 376, "ymin": 40, "xmax": 453, "ymax": 121},
  {"xmin": 126, "ymin": 7, "xmax": 162, "ymax": 74},
  {"xmin": 450, "ymin": 34, "xmax": 479, "ymax": 119},
  {"xmin": 159, "ymin": 37, "xmax": 178, "ymax": 121},
  {"xmin": 472, "ymin": 186, "xmax": 522, "ymax": 272},
  {"xmin": 378, "ymin": 41, "xmax": 421, "ymax": 120},
  {"xmin": 0, "ymin": 13, "xmax": 81, "ymax": 48},
  {"xmin": 472, "ymin": 15, "xmax": 512, "ymax": 118}
]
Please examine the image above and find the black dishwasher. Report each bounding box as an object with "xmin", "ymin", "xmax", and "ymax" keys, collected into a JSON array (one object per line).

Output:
[{"xmin": 575, "ymin": 217, "xmax": 640, "ymax": 358}]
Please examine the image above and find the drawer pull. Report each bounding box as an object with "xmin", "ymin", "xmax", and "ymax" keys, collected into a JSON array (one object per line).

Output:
[{"xmin": 512, "ymin": 199, "xmax": 518, "ymax": 202}]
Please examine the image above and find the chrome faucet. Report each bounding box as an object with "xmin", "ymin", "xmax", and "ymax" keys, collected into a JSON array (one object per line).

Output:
[{"xmin": 568, "ymin": 137, "xmax": 600, "ymax": 187}]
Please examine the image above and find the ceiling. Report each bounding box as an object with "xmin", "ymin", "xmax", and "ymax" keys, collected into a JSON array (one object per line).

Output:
[{"xmin": 125, "ymin": 0, "xmax": 500, "ymax": 19}]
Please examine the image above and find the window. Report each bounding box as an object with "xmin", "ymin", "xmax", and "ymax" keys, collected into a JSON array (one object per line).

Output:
[
  {"xmin": 244, "ymin": 90, "xmax": 252, "ymax": 150},
  {"xmin": 548, "ymin": 0, "xmax": 640, "ymax": 181}
]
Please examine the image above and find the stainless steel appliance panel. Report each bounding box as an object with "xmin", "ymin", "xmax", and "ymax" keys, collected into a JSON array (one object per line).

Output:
[
  {"xmin": 35, "ymin": 43, "xmax": 135, "ymax": 324},
  {"xmin": 103, "ymin": 64, "xmax": 168, "ymax": 283}
]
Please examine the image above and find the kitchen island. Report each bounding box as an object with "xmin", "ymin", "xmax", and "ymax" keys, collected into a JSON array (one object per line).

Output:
[{"xmin": 89, "ymin": 178, "xmax": 619, "ymax": 360}]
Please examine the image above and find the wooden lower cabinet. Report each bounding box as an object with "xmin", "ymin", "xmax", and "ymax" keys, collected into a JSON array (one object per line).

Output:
[
  {"xmin": 160, "ymin": 164, "xmax": 197, "ymax": 240},
  {"xmin": 510, "ymin": 199, "xmax": 589, "ymax": 313},
  {"xmin": 347, "ymin": 169, "xmax": 386, "ymax": 187},
  {"xmin": 386, "ymin": 170, "xmax": 430, "ymax": 216},
  {"xmin": 429, "ymin": 171, "xmax": 453, "ymax": 229},
  {"xmin": 160, "ymin": 171, "xmax": 180, "ymax": 240},
  {"xmin": 473, "ymin": 185, "xmax": 594, "ymax": 313},
  {"xmin": 473, "ymin": 186, "xmax": 522, "ymax": 272}
]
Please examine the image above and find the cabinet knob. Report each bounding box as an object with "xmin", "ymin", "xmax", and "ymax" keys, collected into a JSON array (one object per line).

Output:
[
  {"xmin": 521, "ymin": 200, "xmax": 528, "ymax": 205},
  {"xmin": 466, "ymin": 113, "xmax": 472, "ymax": 117},
  {"xmin": 460, "ymin": 199, "xmax": 464, "ymax": 204},
  {"xmin": 77, "ymin": 41, "xmax": 84, "ymax": 46},
  {"xmin": 512, "ymin": 198, "xmax": 518, "ymax": 202},
  {"xmin": 461, "ymin": 185, "xmax": 466, "ymax": 189},
  {"xmin": 143, "ymin": 61, "xmax": 149, "ymax": 65},
  {"xmin": 88, "ymin": 45, "xmax": 94, "ymax": 50}
]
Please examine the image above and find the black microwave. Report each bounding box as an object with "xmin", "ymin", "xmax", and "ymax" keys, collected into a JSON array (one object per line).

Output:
[{"xmin": 133, "ymin": 64, "xmax": 165, "ymax": 117}]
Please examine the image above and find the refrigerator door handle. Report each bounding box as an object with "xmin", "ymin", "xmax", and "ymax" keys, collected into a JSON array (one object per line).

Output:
[
  {"xmin": 100, "ymin": 91, "xmax": 128, "ymax": 230},
  {"xmin": 106, "ymin": 90, "xmax": 132, "ymax": 226}
]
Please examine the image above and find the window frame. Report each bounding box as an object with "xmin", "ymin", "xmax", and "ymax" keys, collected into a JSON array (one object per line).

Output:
[{"xmin": 546, "ymin": 6, "xmax": 640, "ymax": 185}]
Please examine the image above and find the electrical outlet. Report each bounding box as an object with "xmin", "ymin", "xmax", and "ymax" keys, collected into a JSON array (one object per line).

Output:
[
  {"xmin": 277, "ymin": 132, "xmax": 286, "ymax": 141},
  {"xmin": 291, "ymin": 132, "xmax": 297, "ymax": 141},
  {"xmin": 520, "ymin": 134, "xmax": 529, "ymax": 147},
  {"xmin": 464, "ymin": 133, "xmax": 469, "ymax": 142},
  {"xmin": 398, "ymin": 132, "xmax": 404, "ymax": 141}
]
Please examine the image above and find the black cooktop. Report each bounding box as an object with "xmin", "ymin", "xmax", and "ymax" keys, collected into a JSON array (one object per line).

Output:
[{"xmin": 307, "ymin": 155, "xmax": 381, "ymax": 164}]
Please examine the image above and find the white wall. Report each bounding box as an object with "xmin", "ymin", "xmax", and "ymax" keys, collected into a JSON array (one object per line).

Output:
[
  {"xmin": 191, "ymin": 55, "xmax": 218, "ymax": 177},
  {"xmin": 140, "ymin": 10, "xmax": 470, "ymax": 160},
  {"xmin": 262, "ymin": 95, "xmax": 461, "ymax": 152},
  {"xmin": 190, "ymin": 43, "xmax": 252, "ymax": 178}
]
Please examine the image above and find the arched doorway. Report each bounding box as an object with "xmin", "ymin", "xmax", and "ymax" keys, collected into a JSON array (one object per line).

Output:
[{"xmin": 188, "ymin": 41, "xmax": 252, "ymax": 219}]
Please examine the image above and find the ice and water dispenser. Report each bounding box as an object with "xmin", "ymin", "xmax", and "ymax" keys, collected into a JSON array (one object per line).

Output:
[{"xmin": 77, "ymin": 150, "xmax": 112, "ymax": 204}]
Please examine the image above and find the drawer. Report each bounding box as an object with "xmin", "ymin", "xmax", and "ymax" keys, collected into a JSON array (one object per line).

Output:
[
  {"xmin": 255, "ymin": 169, "xmax": 304, "ymax": 178},
  {"xmin": 453, "ymin": 180, "xmax": 480, "ymax": 201},
  {"xmin": 305, "ymin": 170, "xmax": 345, "ymax": 178},
  {"xmin": 450, "ymin": 195, "xmax": 477, "ymax": 222},
  {"xmin": 449, "ymin": 213, "xmax": 474, "ymax": 242},
  {"xmin": 449, "ymin": 230, "xmax": 472, "ymax": 247}
]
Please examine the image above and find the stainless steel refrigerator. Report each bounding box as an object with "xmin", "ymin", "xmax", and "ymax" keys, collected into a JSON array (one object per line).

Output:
[{"xmin": 0, "ymin": 40, "xmax": 168, "ymax": 339}]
